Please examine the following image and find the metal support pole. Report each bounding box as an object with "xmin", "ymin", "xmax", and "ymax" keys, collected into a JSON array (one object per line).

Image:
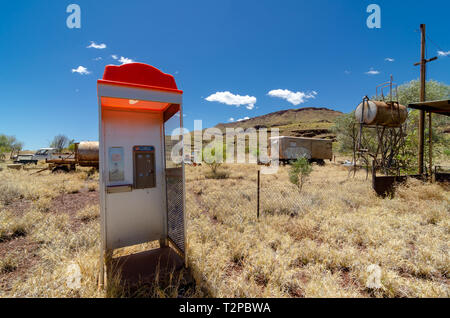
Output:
[
  {"xmin": 257, "ymin": 170, "xmax": 260, "ymax": 219},
  {"xmin": 413, "ymin": 24, "xmax": 437, "ymax": 177},
  {"xmin": 428, "ymin": 111, "xmax": 433, "ymax": 181},
  {"xmin": 418, "ymin": 24, "xmax": 426, "ymax": 175}
]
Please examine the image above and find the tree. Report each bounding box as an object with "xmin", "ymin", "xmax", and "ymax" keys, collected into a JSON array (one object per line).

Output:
[
  {"xmin": 0, "ymin": 134, "xmax": 23, "ymax": 158},
  {"xmin": 289, "ymin": 156, "xmax": 312, "ymax": 193},
  {"xmin": 0, "ymin": 134, "xmax": 11, "ymax": 154},
  {"xmin": 332, "ymin": 111, "xmax": 357, "ymax": 154},
  {"xmin": 332, "ymin": 111, "xmax": 379, "ymax": 156},
  {"xmin": 10, "ymin": 139, "xmax": 23, "ymax": 155},
  {"xmin": 50, "ymin": 134, "xmax": 70, "ymax": 152},
  {"xmin": 395, "ymin": 80, "xmax": 450, "ymax": 170},
  {"xmin": 395, "ymin": 79, "xmax": 449, "ymax": 106},
  {"xmin": 203, "ymin": 142, "xmax": 227, "ymax": 178},
  {"xmin": 67, "ymin": 139, "xmax": 76, "ymax": 152}
]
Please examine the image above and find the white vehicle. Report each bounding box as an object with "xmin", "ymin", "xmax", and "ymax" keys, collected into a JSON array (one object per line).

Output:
[
  {"xmin": 32, "ymin": 148, "xmax": 58, "ymax": 161},
  {"xmin": 182, "ymin": 152, "xmax": 201, "ymax": 166}
]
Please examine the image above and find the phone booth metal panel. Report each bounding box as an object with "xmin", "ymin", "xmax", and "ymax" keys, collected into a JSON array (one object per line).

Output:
[{"xmin": 97, "ymin": 63, "xmax": 186, "ymax": 284}]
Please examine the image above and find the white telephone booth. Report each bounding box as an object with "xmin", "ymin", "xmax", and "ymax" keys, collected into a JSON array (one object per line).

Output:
[{"xmin": 97, "ymin": 63, "xmax": 186, "ymax": 284}]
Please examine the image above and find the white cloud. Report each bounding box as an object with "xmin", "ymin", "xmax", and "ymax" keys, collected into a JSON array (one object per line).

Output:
[
  {"xmin": 365, "ymin": 68, "xmax": 380, "ymax": 75},
  {"xmin": 205, "ymin": 91, "xmax": 257, "ymax": 110},
  {"xmin": 71, "ymin": 66, "xmax": 90, "ymax": 75},
  {"xmin": 385, "ymin": 57, "xmax": 395, "ymax": 62},
  {"xmin": 87, "ymin": 41, "xmax": 106, "ymax": 49},
  {"xmin": 237, "ymin": 117, "xmax": 250, "ymax": 122},
  {"xmin": 229, "ymin": 118, "xmax": 235, "ymax": 122},
  {"xmin": 267, "ymin": 89, "xmax": 317, "ymax": 106},
  {"xmin": 438, "ymin": 50, "xmax": 450, "ymax": 57},
  {"xmin": 112, "ymin": 55, "xmax": 135, "ymax": 64},
  {"xmin": 344, "ymin": 70, "xmax": 351, "ymax": 75},
  {"xmin": 93, "ymin": 57, "xmax": 102, "ymax": 61},
  {"xmin": 119, "ymin": 56, "xmax": 134, "ymax": 64}
]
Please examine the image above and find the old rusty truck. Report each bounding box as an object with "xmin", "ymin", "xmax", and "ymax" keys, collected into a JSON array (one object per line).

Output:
[
  {"xmin": 33, "ymin": 148, "xmax": 59, "ymax": 161},
  {"xmin": 46, "ymin": 141, "xmax": 99, "ymax": 172},
  {"xmin": 11, "ymin": 148, "xmax": 58, "ymax": 165},
  {"xmin": 269, "ymin": 136, "xmax": 333, "ymax": 165}
]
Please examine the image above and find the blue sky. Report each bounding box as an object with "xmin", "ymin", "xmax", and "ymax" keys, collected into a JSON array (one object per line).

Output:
[{"xmin": 0, "ymin": 0, "xmax": 449, "ymax": 150}]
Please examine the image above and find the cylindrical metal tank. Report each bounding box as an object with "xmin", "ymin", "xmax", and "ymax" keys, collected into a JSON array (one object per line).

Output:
[
  {"xmin": 77, "ymin": 141, "xmax": 99, "ymax": 166},
  {"xmin": 355, "ymin": 100, "xmax": 407, "ymax": 127}
]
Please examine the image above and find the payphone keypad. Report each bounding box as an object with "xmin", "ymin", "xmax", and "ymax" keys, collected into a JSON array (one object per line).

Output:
[{"xmin": 133, "ymin": 146, "xmax": 156, "ymax": 189}]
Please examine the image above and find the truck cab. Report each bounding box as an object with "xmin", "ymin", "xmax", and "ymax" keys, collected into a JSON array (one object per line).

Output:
[{"xmin": 32, "ymin": 148, "xmax": 58, "ymax": 161}]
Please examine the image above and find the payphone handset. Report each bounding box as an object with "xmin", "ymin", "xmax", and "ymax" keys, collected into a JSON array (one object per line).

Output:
[{"xmin": 133, "ymin": 146, "xmax": 156, "ymax": 189}]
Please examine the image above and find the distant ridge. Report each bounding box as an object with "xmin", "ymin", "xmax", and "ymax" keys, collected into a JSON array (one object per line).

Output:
[{"xmin": 215, "ymin": 107, "xmax": 342, "ymax": 139}]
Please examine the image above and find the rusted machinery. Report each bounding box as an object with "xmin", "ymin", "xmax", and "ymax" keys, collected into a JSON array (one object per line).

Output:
[
  {"xmin": 355, "ymin": 100, "xmax": 408, "ymax": 127},
  {"xmin": 352, "ymin": 76, "xmax": 418, "ymax": 196},
  {"xmin": 353, "ymin": 76, "xmax": 409, "ymax": 178},
  {"xmin": 75, "ymin": 141, "xmax": 99, "ymax": 167},
  {"xmin": 46, "ymin": 141, "xmax": 99, "ymax": 172}
]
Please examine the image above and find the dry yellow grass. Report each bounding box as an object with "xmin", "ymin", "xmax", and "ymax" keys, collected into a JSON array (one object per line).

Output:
[
  {"xmin": 0, "ymin": 168, "xmax": 101, "ymax": 297},
  {"xmin": 185, "ymin": 164, "xmax": 449, "ymax": 298},
  {"xmin": 0, "ymin": 163, "xmax": 448, "ymax": 298}
]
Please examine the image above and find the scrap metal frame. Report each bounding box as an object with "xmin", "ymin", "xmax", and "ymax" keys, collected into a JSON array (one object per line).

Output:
[{"xmin": 353, "ymin": 76, "xmax": 408, "ymax": 183}]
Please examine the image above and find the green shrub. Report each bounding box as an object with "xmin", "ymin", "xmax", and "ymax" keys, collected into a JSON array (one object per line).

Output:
[
  {"xmin": 289, "ymin": 156, "xmax": 313, "ymax": 193},
  {"xmin": 203, "ymin": 142, "xmax": 227, "ymax": 178}
]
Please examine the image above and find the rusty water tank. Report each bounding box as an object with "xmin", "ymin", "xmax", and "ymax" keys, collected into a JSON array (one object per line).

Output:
[
  {"xmin": 355, "ymin": 100, "xmax": 407, "ymax": 127},
  {"xmin": 77, "ymin": 141, "xmax": 99, "ymax": 166}
]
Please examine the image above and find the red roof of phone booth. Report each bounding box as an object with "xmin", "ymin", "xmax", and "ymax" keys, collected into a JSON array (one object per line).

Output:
[
  {"xmin": 97, "ymin": 63, "xmax": 182, "ymax": 94},
  {"xmin": 98, "ymin": 63, "xmax": 182, "ymax": 112}
]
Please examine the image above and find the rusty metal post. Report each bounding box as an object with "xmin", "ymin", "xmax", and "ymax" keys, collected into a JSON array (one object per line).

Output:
[
  {"xmin": 418, "ymin": 24, "xmax": 426, "ymax": 175},
  {"xmin": 428, "ymin": 111, "xmax": 433, "ymax": 181},
  {"xmin": 372, "ymin": 159, "xmax": 376, "ymax": 185},
  {"xmin": 413, "ymin": 24, "xmax": 437, "ymax": 177},
  {"xmin": 74, "ymin": 142, "xmax": 79, "ymax": 163},
  {"xmin": 257, "ymin": 170, "xmax": 260, "ymax": 219}
]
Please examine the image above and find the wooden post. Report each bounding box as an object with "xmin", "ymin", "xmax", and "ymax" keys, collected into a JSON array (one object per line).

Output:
[
  {"xmin": 418, "ymin": 24, "xmax": 426, "ymax": 175},
  {"xmin": 257, "ymin": 170, "xmax": 260, "ymax": 219},
  {"xmin": 428, "ymin": 111, "xmax": 432, "ymax": 180},
  {"xmin": 414, "ymin": 24, "xmax": 437, "ymax": 176}
]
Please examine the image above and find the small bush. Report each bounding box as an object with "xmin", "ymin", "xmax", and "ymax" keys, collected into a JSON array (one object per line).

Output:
[
  {"xmin": 289, "ymin": 157, "xmax": 313, "ymax": 193},
  {"xmin": 203, "ymin": 142, "xmax": 227, "ymax": 178},
  {"xmin": 0, "ymin": 254, "xmax": 19, "ymax": 274},
  {"xmin": 205, "ymin": 170, "xmax": 229, "ymax": 180},
  {"xmin": 77, "ymin": 205, "xmax": 99, "ymax": 222},
  {"xmin": 0, "ymin": 183, "xmax": 23, "ymax": 205},
  {"xmin": 34, "ymin": 197, "xmax": 52, "ymax": 212},
  {"xmin": 87, "ymin": 183, "xmax": 98, "ymax": 192},
  {"xmin": 0, "ymin": 221, "xmax": 28, "ymax": 242},
  {"xmin": 65, "ymin": 183, "xmax": 81, "ymax": 194}
]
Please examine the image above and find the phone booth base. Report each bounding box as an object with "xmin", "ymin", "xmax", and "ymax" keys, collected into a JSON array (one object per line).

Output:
[{"xmin": 97, "ymin": 63, "xmax": 186, "ymax": 287}]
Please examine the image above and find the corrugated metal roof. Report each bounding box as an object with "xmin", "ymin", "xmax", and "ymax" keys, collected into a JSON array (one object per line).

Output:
[{"xmin": 408, "ymin": 99, "xmax": 450, "ymax": 116}]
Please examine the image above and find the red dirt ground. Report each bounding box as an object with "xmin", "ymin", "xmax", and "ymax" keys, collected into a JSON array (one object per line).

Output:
[
  {"xmin": 0, "ymin": 189, "xmax": 99, "ymax": 293},
  {"xmin": 0, "ymin": 237, "xmax": 40, "ymax": 292}
]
